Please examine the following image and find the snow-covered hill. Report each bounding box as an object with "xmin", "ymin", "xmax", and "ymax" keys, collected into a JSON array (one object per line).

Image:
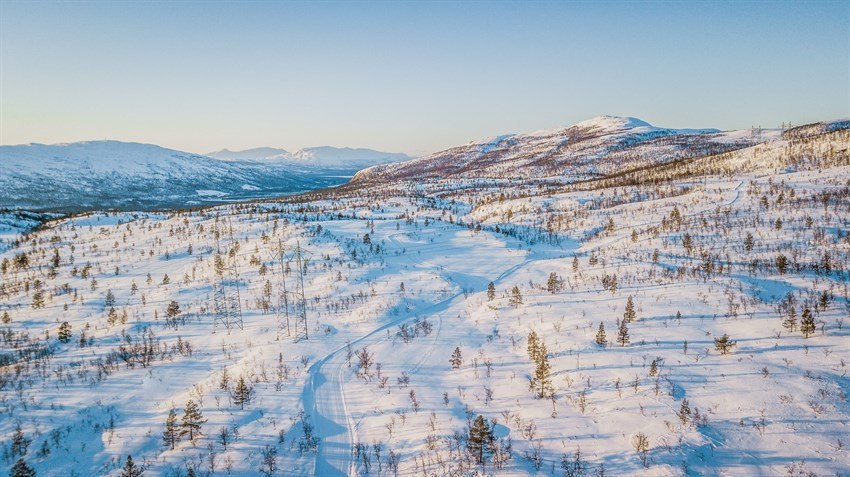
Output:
[
  {"xmin": 352, "ymin": 115, "xmax": 774, "ymax": 184},
  {"xmin": 205, "ymin": 147, "xmax": 290, "ymax": 162},
  {"xmin": 208, "ymin": 145, "xmax": 411, "ymax": 168},
  {"xmin": 0, "ymin": 141, "xmax": 360, "ymax": 212},
  {"xmin": 1, "ymin": 117, "xmax": 848, "ymax": 477}
]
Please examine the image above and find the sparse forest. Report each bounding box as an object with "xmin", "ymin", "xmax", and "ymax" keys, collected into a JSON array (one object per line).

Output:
[{"xmin": 1, "ymin": 118, "xmax": 848, "ymax": 476}]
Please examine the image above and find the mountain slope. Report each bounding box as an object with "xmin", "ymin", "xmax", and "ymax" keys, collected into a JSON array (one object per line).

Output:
[
  {"xmin": 0, "ymin": 141, "xmax": 350, "ymax": 212},
  {"xmin": 352, "ymin": 115, "xmax": 771, "ymax": 184}
]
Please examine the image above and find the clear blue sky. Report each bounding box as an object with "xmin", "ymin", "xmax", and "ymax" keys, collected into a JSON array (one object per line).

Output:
[{"xmin": 1, "ymin": 0, "xmax": 847, "ymax": 156}]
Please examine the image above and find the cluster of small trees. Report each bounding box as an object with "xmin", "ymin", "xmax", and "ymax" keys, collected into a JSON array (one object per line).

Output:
[{"xmin": 163, "ymin": 400, "xmax": 208, "ymax": 449}]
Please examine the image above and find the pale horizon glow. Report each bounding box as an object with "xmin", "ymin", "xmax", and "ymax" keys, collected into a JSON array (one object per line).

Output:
[{"xmin": 1, "ymin": 0, "xmax": 848, "ymax": 157}]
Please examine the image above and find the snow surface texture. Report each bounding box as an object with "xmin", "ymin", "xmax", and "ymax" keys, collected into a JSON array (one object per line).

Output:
[{"xmin": 0, "ymin": 118, "xmax": 849, "ymax": 477}]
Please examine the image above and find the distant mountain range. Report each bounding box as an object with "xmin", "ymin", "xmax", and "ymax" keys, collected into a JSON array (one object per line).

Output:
[
  {"xmin": 207, "ymin": 146, "xmax": 411, "ymax": 168},
  {"xmin": 0, "ymin": 141, "xmax": 409, "ymax": 212},
  {"xmin": 5, "ymin": 116, "xmax": 845, "ymax": 213}
]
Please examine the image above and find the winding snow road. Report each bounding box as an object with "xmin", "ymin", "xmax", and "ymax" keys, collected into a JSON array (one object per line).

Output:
[{"xmin": 304, "ymin": 225, "xmax": 546, "ymax": 476}]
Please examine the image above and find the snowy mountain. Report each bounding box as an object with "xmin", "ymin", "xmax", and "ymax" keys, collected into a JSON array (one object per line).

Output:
[
  {"xmin": 205, "ymin": 147, "xmax": 290, "ymax": 162},
  {"xmin": 208, "ymin": 145, "xmax": 411, "ymax": 168},
  {"xmin": 0, "ymin": 141, "xmax": 351, "ymax": 212},
  {"xmin": 352, "ymin": 115, "xmax": 769, "ymax": 184},
  {"xmin": 0, "ymin": 117, "xmax": 848, "ymax": 477}
]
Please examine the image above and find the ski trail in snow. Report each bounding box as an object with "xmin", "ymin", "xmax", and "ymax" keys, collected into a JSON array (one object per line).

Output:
[{"xmin": 306, "ymin": 226, "xmax": 550, "ymax": 476}]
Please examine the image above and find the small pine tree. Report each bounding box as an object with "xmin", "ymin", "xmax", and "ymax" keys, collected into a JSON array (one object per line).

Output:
[
  {"xmin": 595, "ymin": 322, "xmax": 607, "ymax": 347},
  {"xmin": 450, "ymin": 347, "xmax": 463, "ymax": 369},
  {"xmin": 486, "ymin": 282, "xmax": 495, "ymax": 301},
  {"xmin": 744, "ymin": 233, "xmax": 754, "ymax": 252},
  {"xmin": 121, "ymin": 455, "xmax": 145, "ymax": 477},
  {"xmin": 783, "ymin": 305, "xmax": 797, "ymax": 332},
  {"xmin": 617, "ymin": 319, "xmax": 630, "ymax": 347},
  {"xmin": 180, "ymin": 400, "xmax": 206, "ymax": 441},
  {"xmin": 11, "ymin": 426, "xmax": 30, "ymax": 458},
  {"xmin": 31, "ymin": 290, "xmax": 45, "ymax": 309},
  {"xmin": 623, "ymin": 296, "xmax": 636, "ymax": 323},
  {"xmin": 121, "ymin": 455, "xmax": 143, "ymax": 477},
  {"xmin": 467, "ymin": 415, "xmax": 494, "ymax": 467},
  {"xmin": 233, "ymin": 376, "xmax": 252, "ymax": 409},
  {"xmin": 800, "ymin": 306, "xmax": 816, "ymax": 338},
  {"xmin": 682, "ymin": 233, "xmax": 693, "ymax": 255},
  {"xmin": 776, "ymin": 254, "xmax": 788, "ymax": 274},
  {"xmin": 165, "ymin": 301, "xmax": 180, "ymax": 320},
  {"xmin": 678, "ymin": 398, "xmax": 691, "ymax": 425},
  {"xmin": 714, "ymin": 334, "xmax": 736, "ymax": 355},
  {"xmin": 58, "ymin": 322, "xmax": 72, "ymax": 343},
  {"xmin": 546, "ymin": 272, "xmax": 560, "ymax": 294},
  {"xmin": 532, "ymin": 342, "xmax": 553, "ymax": 399},
  {"xmin": 527, "ymin": 331, "xmax": 541, "ymax": 362},
  {"xmin": 162, "ymin": 274, "xmax": 170, "ymax": 285},
  {"xmin": 105, "ymin": 289, "xmax": 115, "ymax": 308},
  {"xmin": 649, "ymin": 359, "xmax": 658, "ymax": 377},
  {"xmin": 10, "ymin": 458, "xmax": 36, "ymax": 477},
  {"xmin": 163, "ymin": 407, "xmax": 180, "ymax": 450},
  {"xmin": 509, "ymin": 286, "xmax": 523, "ymax": 308}
]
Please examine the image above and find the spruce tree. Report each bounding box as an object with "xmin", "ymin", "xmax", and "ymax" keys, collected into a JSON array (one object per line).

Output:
[
  {"xmin": 31, "ymin": 290, "xmax": 44, "ymax": 309},
  {"xmin": 450, "ymin": 347, "xmax": 463, "ymax": 369},
  {"xmin": 163, "ymin": 407, "xmax": 179, "ymax": 450},
  {"xmin": 532, "ymin": 342, "xmax": 553, "ymax": 399},
  {"xmin": 509, "ymin": 286, "xmax": 523, "ymax": 308},
  {"xmin": 120, "ymin": 455, "xmax": 143, "ymax": 477},
  {"xmin": 800, "ymin": 306, "xmax": 816, "ymax": 338},
  {"xmin": 678, "ymin": 398, "xmax": 691, "ymax": 425},
  {"xmin": 595, "ymin": 322, "xmax": 607, "ymax": 347},
  {"xmin": 783, "ymin": 305, "xmax": 797, "ymax": 332},
  {"xmin": 180, "ymin": 400, "xmax": 206, "ymax": 441},
  {"xmin": 467, "ymin": 415, "xmax": 494, "ymax": 468},
  {"xmin": 744, "ymin": 233, "xmax": 754, "ymax": 252},
  {"xmin": 486, "ymin": 282, "xmax": 495, "ymax": 301},
  {"xmin": 649, "ymin": 359, "xmax": 658, "ymax": 377},
  {"xmin": 233, "ymin": 376, "xmax": 252, "ymax": 409},
  {"xmin": 546, "ymin": 272, "xmax": 560, "ymax": 294},
  {"xmin": 11, "ymin": 426, "xmax": 30, "ymax": 458},
  {"xmin": 527, "ymin": 331, "xmax": 541, "ymax": 362},
  {"xmin": 776, "ymin": 254, "xmax": 788, "ymax": 274},
  {"xmin": 58, "ymin": 322, "xmax": 72, "ymax": 343},
  {"xmin": 623, "ymin": 296, "xmax": 636, "ymax": 323},
  {"xmin": 617, "ymin": 319, "xmax": 630, "ymax": 347},
  {"xmin": 10, "ymin": 459, "xmax": 36, "ymax": 477}
]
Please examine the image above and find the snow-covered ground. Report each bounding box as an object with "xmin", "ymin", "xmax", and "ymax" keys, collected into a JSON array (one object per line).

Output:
[{"xmin": 1, "ymin": 132, "xmax": 849, "ymax": 476}]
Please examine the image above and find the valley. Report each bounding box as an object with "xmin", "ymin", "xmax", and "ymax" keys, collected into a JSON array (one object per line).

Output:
[{"xmin": 0, "ymin": 117, "xmax": 848, "ymax": 476}]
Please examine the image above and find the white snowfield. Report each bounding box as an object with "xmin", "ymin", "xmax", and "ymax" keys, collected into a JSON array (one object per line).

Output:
[{"xmin": 0, "ymin": 120, "xmax": 849, "ymax": 477}]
